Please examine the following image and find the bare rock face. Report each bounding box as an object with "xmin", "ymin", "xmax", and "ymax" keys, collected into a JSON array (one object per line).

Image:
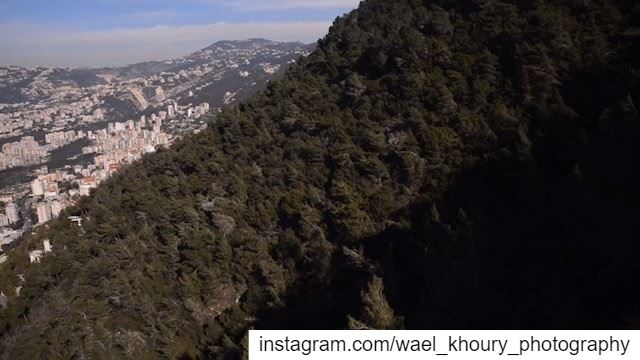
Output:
[
  {"xmin": 186, "ymin": 283, "xmax": 247, "ymax": 324},
  {"xmin": 211, "ymin": 212, "xmax": 236, "ymax": 236},
  {"xmin": 208, "ymin": 283, "xmax": 247, "ymax": 316}
]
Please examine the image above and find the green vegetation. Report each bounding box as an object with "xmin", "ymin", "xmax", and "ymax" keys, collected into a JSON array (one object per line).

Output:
[{"xmin": 1, "ymin": 0, "xmax": 640, "ymax": 358}]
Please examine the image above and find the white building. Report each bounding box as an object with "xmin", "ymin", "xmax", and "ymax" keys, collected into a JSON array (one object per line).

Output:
[
  {"xmin": 36, "ymin": 203, "xmax": 52, "ymax": 224},
  {"xmin": 0, "ymin": 228, "xmax": 20, "ymax": 246},
  {"xmin": 68, "ymin": 216, "xmax": 83, "ymax": 227},
  {"xmin": 79, "ymin": 185, "xmax": 92, "ymax": 197},
  {"xmin": 43, "ymin": 239, "xmax": 53, "ymax": 253},
  {"xmin": 4, "ymin": 202, "xmax": 19, "ymax": 224},
  {"xmin": 29, "ymin": 250, "xmax": 43, "ymax": 263},
  {"xmin": 31, "ymin": 178, "xmax": 45, "ymax": 196}
]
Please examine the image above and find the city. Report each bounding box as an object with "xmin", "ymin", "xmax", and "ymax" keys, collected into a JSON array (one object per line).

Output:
[{"xmin": 0, "ymin": 39, "xmax": 311, "ymax": 261}]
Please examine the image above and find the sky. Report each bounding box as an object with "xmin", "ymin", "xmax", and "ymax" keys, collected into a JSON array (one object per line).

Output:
[{"xmin": 0, "ymin": 0, "xmax": 360, "ymax": 68}]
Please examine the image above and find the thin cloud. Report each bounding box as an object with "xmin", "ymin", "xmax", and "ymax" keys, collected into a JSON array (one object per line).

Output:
[
  {"xmin": 0, "ymin": 21, "xmax": 330, "ymax": 67},
  {"xmin": 100, "ymin": 0, "xmax": 360, "ymax": 10},
  {"xmin": 121, "ymin": 10, "xmax": 177, "ymax": 22},
  {"xmin": 220, "ymin": 0, "xmax": 360, "ymax": 10},
  {"xmin": 93, "ymin": 0, "xmax": 359, "ymax": 10}
]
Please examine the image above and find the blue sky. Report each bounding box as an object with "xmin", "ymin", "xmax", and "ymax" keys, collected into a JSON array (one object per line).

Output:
[{"xmin": 0, "ymin": 0, "xmax": 360, "ymax": 67}]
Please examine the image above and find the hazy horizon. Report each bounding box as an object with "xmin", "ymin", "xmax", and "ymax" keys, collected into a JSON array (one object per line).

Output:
[
  {"xmin": 0, "ymin": 35, "xmax": 317, "ymax": 70},
  {"xmin": 0, "ymin": 0, "xmax": 359, "ymax": 68}
]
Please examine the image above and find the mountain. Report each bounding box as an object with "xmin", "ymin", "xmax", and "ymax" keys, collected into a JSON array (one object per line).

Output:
[
  {"xmin": 0, "ymin": 39, "xmax": 312, "ymax": 112},
  {"xmin": 105, "ymin": 39, "xmax": 313, "ymax": 109},
  {"xmin": 167, "ymin": 39, "xmax": 314, "ymax": 108},
  {"xmin": 1, "ymin": 0, "xmax": 640, "ymax": 358}
]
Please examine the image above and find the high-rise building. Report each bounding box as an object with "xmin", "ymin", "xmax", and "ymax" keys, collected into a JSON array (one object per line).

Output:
[
  {"xmin": 31, "ymin": 178, "xmax": 45, "ymax": 196},
  {"xmin": 4, "ymin": 203, "xmax": 19, "ymax": 224},
  {"xmin": 36, "ymin": 203, "xmax": 52, "ymax": 224}
]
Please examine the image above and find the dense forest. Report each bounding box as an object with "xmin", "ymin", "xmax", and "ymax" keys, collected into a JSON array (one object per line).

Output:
[{"xmin": 1, "ymin": 0, "xmax": 640, "ymax": 358}]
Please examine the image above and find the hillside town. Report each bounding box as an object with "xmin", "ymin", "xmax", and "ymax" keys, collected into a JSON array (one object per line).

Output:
[
  {"xmin": 0, "ymin": 101, "xmax": 210, "ymax": 254},
  {"xmin": 0, "ymin": 39, "xmax": 311, "ymax": 260}
]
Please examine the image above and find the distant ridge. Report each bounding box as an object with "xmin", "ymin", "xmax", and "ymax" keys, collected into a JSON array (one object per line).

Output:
[{"xmin": 0, "ymin": 38, "xmax": 312, "ymax": 109}]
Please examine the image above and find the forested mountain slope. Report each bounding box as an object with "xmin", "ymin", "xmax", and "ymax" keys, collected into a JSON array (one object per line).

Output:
[{"xmin": 1, "ymin": 0, "xmax": 640, "ymax": 358}]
